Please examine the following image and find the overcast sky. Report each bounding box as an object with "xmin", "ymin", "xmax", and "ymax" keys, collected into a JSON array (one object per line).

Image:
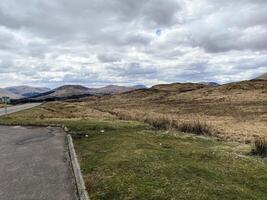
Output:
[{"xmin": 0, "ymin": 0, "xmax": 266, "ymax": 88}]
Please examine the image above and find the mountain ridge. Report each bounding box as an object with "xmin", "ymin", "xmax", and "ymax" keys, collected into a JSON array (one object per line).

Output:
[
  {"xmin": 255, "ymin": 73, "xmax": 267, "ymax": 80},
  {"xmin": 5, "ymin": 86, "xmax": 50, "ymax": 98},
  {"xmin": 16, "ymin": 84, "xmax": 138, "ymax": 102},
  {"xmin": 0, "ymin": 88, "xmax": 22, "ymax": 99}
]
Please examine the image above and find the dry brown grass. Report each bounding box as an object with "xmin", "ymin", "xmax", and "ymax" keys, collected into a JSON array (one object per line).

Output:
[
  {"xmin": 29, "ymin": 101, "xmax": 115, "ymax": 121},
  {"xmin": 94, "ymin": 108, "xmax": 214, "ymax": 136},
  {"xmin": 252, "ymin": 137, "xmax": 267, "ymax": 157},
  {"xmin": 82, "ymin": 80, "xmax": 267, "ymax": 142}
]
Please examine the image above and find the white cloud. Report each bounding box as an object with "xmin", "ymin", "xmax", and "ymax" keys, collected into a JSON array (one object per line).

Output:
[{"xmin": 0, "ymin": 0, "xmax": 266, "ymax": 88}]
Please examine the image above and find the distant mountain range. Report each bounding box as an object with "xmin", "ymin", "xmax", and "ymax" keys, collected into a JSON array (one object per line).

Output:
[
  {"xmin": 11, "ymin": 84, "xmax": 145, "ymax": 102},
  {"xmin": 28, "ymin": 85, "xmax": 91, "ymax": 101},
  {"xmin": 199, "ymin": 82, "xmax": 220, "ymax": 86},
  {"xmin": 1, "ymin": 72, "xmax": 266, "ymax": 102},
  {"xmin": 0, "ymin": 88, "xmax": 22, "ymax": 99},
  {"xmin": 132, "ymin": 85, "xmax": 147, "ymax": 89},
  {"xmin": 5, "ymin": 86, "xmax": 50, "ymax": 98},
  {"xmin": 0, "ymin": 84, "xmax": 144, "ymax": 101},
  {"xmin": 90, "ymin": 85, "xmax": 135, "ymax": 95}
]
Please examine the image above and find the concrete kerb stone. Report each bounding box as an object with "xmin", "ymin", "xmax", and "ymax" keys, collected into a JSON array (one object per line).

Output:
[{"xmin": 66, "ymin": 133, "xmax": 90, "ymax": 200}]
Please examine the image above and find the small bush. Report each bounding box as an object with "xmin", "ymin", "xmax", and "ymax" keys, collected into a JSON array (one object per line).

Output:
[
  {"xmin": 252, "ymin": 137, "xmax": 267, "ymax": 157},
  {"xmin": 178, "ymin": 120, "xmax": 212, "ymax": 136},
  {"xmin": 144, "ymin": 115, "xmax": 212, "ymax": 136},
  {"xmin": 144, "ymin": 115, "xmax": 173, "ymax": 130},
  {"xmin": 99, "ymin": 108, "xmax": 213, "ymax": 136}
]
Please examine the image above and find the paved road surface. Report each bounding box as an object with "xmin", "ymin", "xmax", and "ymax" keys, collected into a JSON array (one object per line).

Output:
[
  {"xmin": 0, "ymin": 126, "xmax": 77, "ymax": 200},
  {"xmin": 0, "ymin": 103, "xmax": 42, "ymax": 116}
]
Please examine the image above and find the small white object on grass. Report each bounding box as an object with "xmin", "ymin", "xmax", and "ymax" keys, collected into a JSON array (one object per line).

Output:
[
  {"xmin": 85, "ymin": 135, "xmax": 89, "ymax": 137},
  {"xmin": 100, "ymin": 130, "xmax": 105, "ymax": 133}
]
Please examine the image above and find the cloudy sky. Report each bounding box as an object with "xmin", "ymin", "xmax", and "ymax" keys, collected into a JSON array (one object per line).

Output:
[{"xmin": 0, "ymin": 0, "xmax": 266, "ymax": 88}]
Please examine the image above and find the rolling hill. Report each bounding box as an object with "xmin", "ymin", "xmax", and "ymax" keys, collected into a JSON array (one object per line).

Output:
[
  {"xmin": 255, "ymin": 73, "xmax": 267, "ymax": 80},
  {"xmin": 91, "ymin": 85, "xmax": 135, "ymax": 95},
  {"xmin": 84, "ymin": 79, "xmax": 267, "ymax": 142},
  {"xmin": 151, "ymin": 82, "xmax": 208, "ymax": 92},
  {"xmin": 28, "ymin": 85, "xmax": 92, "ymax": 101},
  {"xmin": 5, "ymin": 86, "xmax": 50, "ymax": 98},
  {"xmin": 199, "ymin": 82, "xmax": 220, "ymax": 86},
  {"xmin": 17, "ymin": 85, "xmax": 140, "ymax": 103},
  {"xmin": 132, "ymin": 84, "xmax": 147, "ymax": 89},
  {"xmin": 0, "ymin": 88, "xmax": 22, "ymax": 99},
  {"xmin": 21, "ymin": 84, "xmax": 138, "ymax": 102}
]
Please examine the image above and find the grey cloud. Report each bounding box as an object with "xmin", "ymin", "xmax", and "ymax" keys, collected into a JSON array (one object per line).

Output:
[
  {"xmin": 0, "ymin": 59, "xmax": 16, "ymax": 73},
  {"xmin": 61, "ymin": 72, "xmax": 100, "ymax": 84},
  {"xmin": 0, "ymin": 0, "xmax": 266, "ymax": 87},
  {"xmin": 109, "ymin": 62, "xmax": 157, "ymax": 77},
  {"xmin": 121, "ymin": 32, "xmax": 154, "ymax": 46},
  {"xmin": 233, "ymin": 58, "xmax": 267, "ymax": 70},
  {"xmin": 184, "ymin": 1, "xmax": 267, "ymax": 53},
  {"xmin": 108, "ymin": 0, "xmax": 181, "ymax": 27},
  {"xmin": 157, "ymin": 55, "xmax": 267, "ymax": 84},
  {"xmin": 0, "ymin": 0, "xmax": 180, "ymax": 42},
  {"xmin": 98, "ymin": 54, "xmax": 121, "ymax": 63}
]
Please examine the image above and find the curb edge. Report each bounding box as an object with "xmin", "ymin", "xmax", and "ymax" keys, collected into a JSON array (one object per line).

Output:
[{"xmin": 67, "ymin": 134, "xmax": 90, "ymax": 200}]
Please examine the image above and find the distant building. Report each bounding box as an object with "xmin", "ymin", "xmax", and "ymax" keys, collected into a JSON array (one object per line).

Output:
[{"xmin": 0, "ymin": 97, "xmax": 11, "ymax": 104}]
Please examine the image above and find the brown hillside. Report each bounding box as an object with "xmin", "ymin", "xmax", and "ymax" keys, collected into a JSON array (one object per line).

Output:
[
  {"xmin": 92, "ymin": 85, "xmax": 135, "ymax": 95},
  {"xmin": 0, "ymin": 88, "xmax": 22, "ymax": 99},
  {"xmin": 256, "ymin": 73, "xmax": 267, "ymax": 80},
  {"xmin": 84, "ymin": 80, "xmax": 267, "ymax": 142},
  {"xmin": 151, "ymin": 82, "xmax": 208, "ymax": 92}
]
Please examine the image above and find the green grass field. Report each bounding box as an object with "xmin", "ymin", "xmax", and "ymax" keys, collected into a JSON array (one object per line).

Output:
[{"xmin": 0, "ymin": 103, "xmax": 267, "ymax": 199}]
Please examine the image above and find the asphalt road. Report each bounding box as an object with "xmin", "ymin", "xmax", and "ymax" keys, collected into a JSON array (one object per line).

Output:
[
  {"xmin": 0, "ymin": 103, "xmax": 42, "ymax": 116},
  {"xmin": 0, "ymin": 126, "xmax": 77, "ymax": 200}
]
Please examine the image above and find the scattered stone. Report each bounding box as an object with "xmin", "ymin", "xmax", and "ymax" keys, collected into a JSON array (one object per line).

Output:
[{"xmin": 64, "ymin": 126, "xmax": 69, "ymax": 132}]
